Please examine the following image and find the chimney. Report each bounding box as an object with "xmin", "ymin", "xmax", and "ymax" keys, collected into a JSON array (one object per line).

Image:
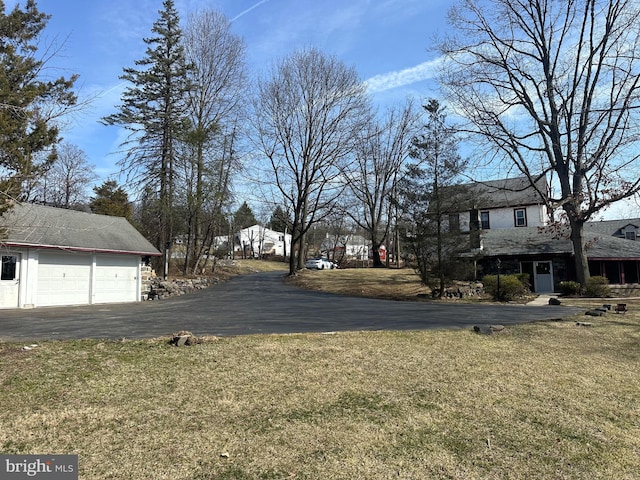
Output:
[{"xmin": 469, "ymin": 207, "xmax": 481, "ymax": 250}]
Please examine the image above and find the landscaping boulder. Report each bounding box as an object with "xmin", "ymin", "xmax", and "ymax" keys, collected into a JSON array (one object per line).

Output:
[
  {"xmin": 473, "ymin": 324, "xmax": 506, "ymax": 335},
  {"xmin": 169, "ymin": 331, "xmax": 201, "ymax": 346},
  {"xmin": 548, "ymin": 297, "xmax": 561, "ymax": 305}
]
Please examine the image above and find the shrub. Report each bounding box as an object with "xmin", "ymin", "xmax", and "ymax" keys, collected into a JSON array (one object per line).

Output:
[
  {"xmin": 559, "ymin": 281, "xmax": 582, "ymax": 296},
  {"xmin": 585, "ymin": 276, "xmax": 611, "ymax": 298},
  {"xmin": 516, "ymin": 273, "xmax": 532, "ymax": 291},
  {"xmin": 482, "ymin": 274, "xmax": 527, "ymax": 301}
]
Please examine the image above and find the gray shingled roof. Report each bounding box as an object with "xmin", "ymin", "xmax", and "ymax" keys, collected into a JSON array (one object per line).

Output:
[
  {"xmin": 476, "ymin": 226, "xmax": 640, "ymax": 259},
  {"xmin": 448, "ymin": 176, "xmax": 548, "ymax": 210},
  {"xmin": 0, "ymin": 203, "xmax": 160, "ymax": 256},
  {"xmin": 585, "ymin": 218, "xmax": 640, "ymax": 237}
]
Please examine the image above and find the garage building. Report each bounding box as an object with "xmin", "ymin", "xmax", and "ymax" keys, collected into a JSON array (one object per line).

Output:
[{"xmin": 0, "ymin": 203, "xmax": 160, "ymax": 309}]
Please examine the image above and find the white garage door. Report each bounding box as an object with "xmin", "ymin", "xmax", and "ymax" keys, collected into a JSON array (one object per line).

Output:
[
  {"xmin": 37, "ymin": 253, "xmax": 91, "ymax": 306},
  {"xmin": 94, "ymin": 255, "xmax": 139, "ymax": 304}
]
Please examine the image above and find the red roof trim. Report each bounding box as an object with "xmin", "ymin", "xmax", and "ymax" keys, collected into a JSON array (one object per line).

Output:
[{"xmin": 3, "ymin": 242, "xmax": 162, "ymax": 256}]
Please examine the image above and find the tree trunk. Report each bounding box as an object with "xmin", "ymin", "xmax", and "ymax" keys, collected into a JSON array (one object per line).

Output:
[
  {"xmin": 371, "ymin": 236, "xmax": 384, "ymax": 268},
  {"xmin": 569, "ymin": 218, "xmax": 590, "ymax": 286}
]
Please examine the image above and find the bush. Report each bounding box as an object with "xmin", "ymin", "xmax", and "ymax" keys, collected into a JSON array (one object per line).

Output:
[
  {"xmin": 585, "ymin": 276, "xmax": 611, "ymax": 298},
  {"xmin": 482, "ymin": 274, "xmax": 527, "ymax": 301},
  {"xmin": 516, "ymin": 273, "xmax": 532, "ymax": 291},
  {"xmin": 559, "ymin": 281, "xmax": 582, "ymax": 296}
]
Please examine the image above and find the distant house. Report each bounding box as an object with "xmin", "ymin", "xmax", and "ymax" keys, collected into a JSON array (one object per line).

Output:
[
  {"xmin": 321, "ymin": 234, "xmax": 371, "ymax": 261},
  {"xmin": 0, "ymin": 203, "xmax": 160, "ymax": 309},
  {"xmin": 233, "ymin": 225, "xmax": 291, "ymax": 258}
]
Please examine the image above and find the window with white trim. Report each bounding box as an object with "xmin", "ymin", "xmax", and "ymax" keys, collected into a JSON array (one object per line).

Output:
[{"xmin": 514, "ymin": 208, "xmax": 527, "ymax": 227}]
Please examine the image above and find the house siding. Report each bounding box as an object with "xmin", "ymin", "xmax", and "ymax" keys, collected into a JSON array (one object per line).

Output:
[{"xmin": 458, "ymin": 204, "xmax": 547, "ymax": 231}]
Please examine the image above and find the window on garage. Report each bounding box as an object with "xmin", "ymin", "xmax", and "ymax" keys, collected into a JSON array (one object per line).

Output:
[{"xmin": 1, "ymin": 255, "xmax": 17, "ymax": 280}]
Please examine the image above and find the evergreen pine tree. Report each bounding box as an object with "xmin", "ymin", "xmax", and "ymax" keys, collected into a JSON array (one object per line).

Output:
[
  {"xmin": 233, "ymin": 201, "xmax": 257, "ymax": 229},
  {"xmin": 268, "ymin": 205, "xmax": 290, "ymax": 233},
  {"xmin": 0, "ymin": 0, "xmax": 77, "ymax": 211},
  {"xmin": 89, "ymin": 180, "xmax": 133, "ymax": 220},
  {"xmin": 102, "ymin": 0, "xmax": 191, "ymax": 277}
]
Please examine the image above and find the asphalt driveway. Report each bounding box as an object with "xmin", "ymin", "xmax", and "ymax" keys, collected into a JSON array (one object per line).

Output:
[{"xmin": 0, "ymin": 271, "xmax": 581, "ymax": 341}]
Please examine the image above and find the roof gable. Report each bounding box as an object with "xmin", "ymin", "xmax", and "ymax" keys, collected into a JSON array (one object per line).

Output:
[
  {"xmin": 0, "ymin": 203, "xmax": 160, "ymax": 256},
  {"xmin": 470, "ymin": 176, "xmax": 547, "ymax": 209},
  {"xmin": 444, "ymin": 176, "xmax": 548, "ymax": 211}
]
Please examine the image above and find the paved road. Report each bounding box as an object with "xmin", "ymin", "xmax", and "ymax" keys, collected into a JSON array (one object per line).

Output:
[{"xmin": 0, "ymin": 271, "xmax": 580, "ymax": 341}]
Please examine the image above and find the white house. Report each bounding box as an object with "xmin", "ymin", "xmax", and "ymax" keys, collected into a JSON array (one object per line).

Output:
[
  {"xmin": 447, "ymin": 176, "xmax": 549, "ymax": 232},
  {"xmin": 321, "ymin": 234, "xmax": 371, "ymax": 261},
  {"xmin": 234, "ymin": 225, "xmax": 292, "ymax": 258},
  {"xmin": 0, "ymin": 203, "xmax": 160, "ymax": 309}
]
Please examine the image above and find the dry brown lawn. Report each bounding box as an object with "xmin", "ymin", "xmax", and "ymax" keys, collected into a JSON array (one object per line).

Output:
[
  {"xmin": 289, "ymin": 266, "xmax": 432, "ymax": 300},
  {"xmin": 2, "ymin": 264, "xmax": 639, "ymax": 479}
]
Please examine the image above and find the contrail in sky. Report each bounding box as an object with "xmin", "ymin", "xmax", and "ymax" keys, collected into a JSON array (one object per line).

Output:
[
  {"xmin": 365, "ymin": 58, "xmax": 443, "ymax": 94},
  {"xmin": 231, "ymin": 0, "xmax": 270, "ymax": 22}
]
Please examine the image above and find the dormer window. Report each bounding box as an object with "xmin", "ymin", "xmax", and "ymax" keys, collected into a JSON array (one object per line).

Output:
[
  {"xmin": 626, "ymin": 230, "xmax": 637, "ymax": 240},
  {"xmin": 514, "ymin": 208, "xmax": 527, "ymax": 227}
]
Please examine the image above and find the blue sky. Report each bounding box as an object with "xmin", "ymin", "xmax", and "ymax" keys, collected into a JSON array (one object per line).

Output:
[
  {"xmin": 12, "ymin": 0, "xmax": 640, "ymax": 218},
  {"xmin": 31, "ymin": 0, "xmax": 448, "ymax": 184}
]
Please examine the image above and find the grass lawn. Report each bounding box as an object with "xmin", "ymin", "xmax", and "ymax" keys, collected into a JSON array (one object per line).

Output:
[
  {"xmin": 289, "ymin": 266, "xmax": 433, "ymax": 300},
  {"xmin": 1, "ymin": 264, "xmax": 639, "ymax": 479}
]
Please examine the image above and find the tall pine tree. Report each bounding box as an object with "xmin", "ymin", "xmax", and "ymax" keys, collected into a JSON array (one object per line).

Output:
[
  {"xmin": 0, "ymin": 0, "xmax": 77, "ymax": 211},
  {"xmin": 102, "ymin": 0, "xmax": 190, "ymax": 277},
  {"xmin": 398, "ymin": 100, "xmax": 469, "ymax": 297}
]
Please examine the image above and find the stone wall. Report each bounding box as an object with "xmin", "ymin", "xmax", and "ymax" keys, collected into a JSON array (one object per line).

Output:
[
  {"xmin": 609, "ymin": 284, "xmax": 640, "ymax": 297},
  {"xmin": 146, "ymin": 276, "xmax": 219, "ymax": 300},
  {"xmin": 141, "ymin": 264, "xmax": 154, "ymax": 300}
]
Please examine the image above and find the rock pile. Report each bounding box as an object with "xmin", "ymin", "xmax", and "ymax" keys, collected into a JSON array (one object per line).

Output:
[
  {"xmin": 146, "ymin": 277, "xmax": 219, "ymax": 300},
  {"xmin": 435, "ymin": 281, "xmax": 485, "ymax": 299}
]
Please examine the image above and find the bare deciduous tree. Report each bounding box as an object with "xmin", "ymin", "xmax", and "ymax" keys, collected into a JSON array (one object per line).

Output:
[
  {"xmin": 439, "ymin": 0, "xmax": 640, "ymax": 285},
  {"xmin": 344, "ymin": 100, "xmax": 419, "ymax": 267},
  {"xmin": 179, "ymin": 9, "xmax": 247, "ymax": 274},
  {"xmin": 254, "ymin": 47, "xmax": 371, "ymax": 275},
  {"xmin": 31, "ymin": 142, "xmax": 96, "ymax": 208}
]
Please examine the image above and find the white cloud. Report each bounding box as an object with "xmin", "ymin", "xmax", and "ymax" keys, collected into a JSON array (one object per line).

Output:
[{"xmin": 365, "ymin": 58, "xmax": 443, "ymax": 93}]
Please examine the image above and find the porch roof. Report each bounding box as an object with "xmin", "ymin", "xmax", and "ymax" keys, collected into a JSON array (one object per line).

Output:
[{"xmin": 474, "ymin": 226, "xmax": 640, "ymax": 260}]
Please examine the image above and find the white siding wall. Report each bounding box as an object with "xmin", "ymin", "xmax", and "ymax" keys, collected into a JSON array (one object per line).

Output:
[
  {"xmin": 0, "ymin": 249, "xmax": 144, "ymax": 309},
  {"xmin": 238, "ymin": 225, "xmax": 292, "ymax": 256},
  {"xmin": 459, "ymin": 204, "xmax": 548, "ymax": 231}
]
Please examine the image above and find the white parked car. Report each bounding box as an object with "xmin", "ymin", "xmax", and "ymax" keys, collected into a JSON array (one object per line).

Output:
[{"xmin": 305, "ymin": 258, "xmax": 336, "ymax": 270}]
